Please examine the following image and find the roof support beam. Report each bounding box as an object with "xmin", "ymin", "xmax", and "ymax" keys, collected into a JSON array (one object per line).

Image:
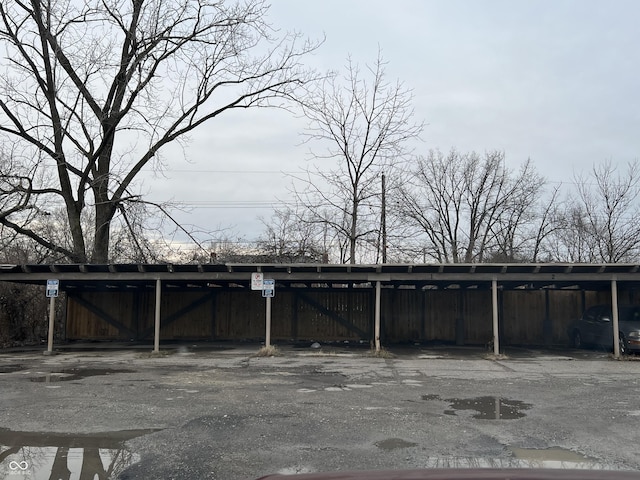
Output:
[
  {"xmin": 154, "ymin": 279, "xmax": 161, "ymax": 353},
  {"xmin": 612, "ymin": 277, "xmax": 620, "ymax": 359},
  {"xmin": 374, "ymin": 280, "xmax": 381, "ymax": 352},
  {"xmin": 492, "ymin": 278, "xmax": 500, "ymax": 356}
]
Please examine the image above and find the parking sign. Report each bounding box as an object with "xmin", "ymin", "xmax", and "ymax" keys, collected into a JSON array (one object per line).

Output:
[
  {"xmin": 262, "ymin": 279, "xmax": 275, "ymax": 297},
  {"xmin": 46, "ymin": 279, "xmax": 59, "ymax": 298}
]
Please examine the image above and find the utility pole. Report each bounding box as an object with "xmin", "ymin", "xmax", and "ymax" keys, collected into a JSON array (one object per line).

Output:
[{"xmin": 381, "ymin": 173, "xmax": 387, "ymax": 263}]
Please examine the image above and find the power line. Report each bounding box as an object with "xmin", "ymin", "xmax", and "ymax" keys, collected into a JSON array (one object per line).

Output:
[
  {"xmin": 142, "ymin": 169, "xmax": 300, "ymax": 174},
  {"xmin": 145, "ymin": 199, "xmax": 297, "ymax": 208}
]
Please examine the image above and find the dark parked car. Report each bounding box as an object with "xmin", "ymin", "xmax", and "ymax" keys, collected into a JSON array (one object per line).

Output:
[{"xmin": 568, "ymin": 304, "xmax": 640, "ymax": 355}]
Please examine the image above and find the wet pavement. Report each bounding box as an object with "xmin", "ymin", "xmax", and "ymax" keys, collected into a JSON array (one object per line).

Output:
[
  {"xmin": 0, "ymin": 344, "xmax": 639, "ymax": 479},
  {"xmin": 29, "ymin": 367, "xmax": 135, "ymax": 383}
]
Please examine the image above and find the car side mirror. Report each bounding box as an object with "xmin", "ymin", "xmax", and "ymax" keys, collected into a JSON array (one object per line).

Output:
[{"xmin": 601, "ymin": 316, "xmax": 612, "ymax": 322}]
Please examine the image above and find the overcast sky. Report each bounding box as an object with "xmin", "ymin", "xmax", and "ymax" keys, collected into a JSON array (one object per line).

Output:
[{"xmin": 142, "ymin": 0, "xmax": 640, "ymax": 243}]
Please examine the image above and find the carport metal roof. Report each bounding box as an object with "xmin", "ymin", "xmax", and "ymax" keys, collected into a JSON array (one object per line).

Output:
[{"xmin": 1, "ymin": 262, "xmax": 639, "ymax": 291}]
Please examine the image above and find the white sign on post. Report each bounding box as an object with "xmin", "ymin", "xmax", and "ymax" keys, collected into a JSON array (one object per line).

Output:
[
  {"xmin": 46, "ymin": 279, "xmax": 59, "ymax": 298},
  {"xmin": 262, "ymin": 279, "xmax": 275, "ymax": 297},
  {"xmin": 251, "ymin": 272, "xmax": 264, "ymax": 290}
]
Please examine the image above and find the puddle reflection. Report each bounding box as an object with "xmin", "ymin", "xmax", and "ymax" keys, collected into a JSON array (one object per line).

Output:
[
  {"xmin": 0, "ymin": 429, "xmax": 155, "ymax": 479},
  {"xmin": 423, "ymin": 395, "xmax": 531, "ymax": 419}
]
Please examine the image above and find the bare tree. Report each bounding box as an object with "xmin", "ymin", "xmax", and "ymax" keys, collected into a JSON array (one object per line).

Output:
[
  {"xmin": 257, "ymin": 207, "xmax": 326, "ymax": 262},
  {"xmin": 548, "ymin": 203, "xmax": 596, "ymax": 262},
  {"xmin": 526, "ymin": 184, "xmax": 565, "ymax": 263},
  {"xmin": 292, "ymin": 51, "xmax": 423, "ymax": 264},
  {"xmin": 0, "ymin": 0, "xmax": 317, "ymax": 263},
  {"xmin": 487, "ymin": 164, "xmax": 555, "ymax": 262},
  {"xmin": 397, "ymin": 149, "xmax": 544, "ymax": 263},
  {"xmin": 559, "ymin": 160, "xmax": 640, "ymax": 262}
]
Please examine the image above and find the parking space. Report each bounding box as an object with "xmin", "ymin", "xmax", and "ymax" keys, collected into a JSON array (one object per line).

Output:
[{"xmin": 1, "ymin": 343, "xmax": 639, "ymax": 479}]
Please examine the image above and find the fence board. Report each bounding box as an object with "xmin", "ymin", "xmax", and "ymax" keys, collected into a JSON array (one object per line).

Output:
[
  {"xmin": 66, "ymin": 292, "xmax": 135, "ymax": 340},
  {"xmin": 156, "ymin": 291, "xmax": 213, "ymax": 339},
  {"xmin": 502, "ymin": 291, "xmax": 546, "ymax": 344}
]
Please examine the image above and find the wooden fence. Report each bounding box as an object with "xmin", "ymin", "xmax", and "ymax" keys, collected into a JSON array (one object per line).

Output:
[{"xmin": 65, "ymin": 286, "xmax": 640, "ymax": 346}]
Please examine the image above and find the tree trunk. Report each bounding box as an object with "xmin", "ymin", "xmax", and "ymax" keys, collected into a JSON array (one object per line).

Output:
[
  {"xmin": 349, "ymin": 197, "xmax": 358, "ymax": 264},
  {"xmin": 90, "ymin": 136, "xmax": 116, "ymax": 263},
  {"xmin": 63, "ymin": 193, "xmax": 88, "ymax": 263},
  {"xmin": 91, "ymin": 204, "xmax": 115, "ymax": 263}
]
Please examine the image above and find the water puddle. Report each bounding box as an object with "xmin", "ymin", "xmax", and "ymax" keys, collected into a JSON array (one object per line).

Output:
[
  {"xmin": 510, "ymin": 446, "xmax": 601, "ymax": 468},
  {"xmin": 375, "ymin": 438, "xmax": 418, "ymax": 451},
  {"xmin": 423, "ymin": 395, "xmax": 531, "ymax": 419},
  {"xmin": 0, "ymin": 364, "xmax": 25, "ymax": 374},
  {"xmin": 0, "ymin": 428, "xmax": 156, "ymax": 479},
  {"xmin": 30, "ymin": 368, "xmax": 133, "ymax": 383}
]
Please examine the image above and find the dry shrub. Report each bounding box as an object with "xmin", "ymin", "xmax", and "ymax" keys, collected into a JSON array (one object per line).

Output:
[
  {"xmin": 253, "ymin": 345, "xmax": 281, "ymax": 357},
  {"xmin": 0, "ymin": 283, "xmax": 51, "ymax": 347},
  {"xmin": 367, "ymin": 346, "xmax": 395, "ymax": 359}
]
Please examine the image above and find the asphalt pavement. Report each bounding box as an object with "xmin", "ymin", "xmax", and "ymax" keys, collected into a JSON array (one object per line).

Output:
[{"xmin": 0, "ymin": 343, "xmax": 639, "ymax": 479}]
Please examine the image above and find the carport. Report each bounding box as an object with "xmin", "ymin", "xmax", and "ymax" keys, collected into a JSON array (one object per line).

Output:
[{"xmin": 1, "ymin": 262, "xmax": 639, "ymax": 357}]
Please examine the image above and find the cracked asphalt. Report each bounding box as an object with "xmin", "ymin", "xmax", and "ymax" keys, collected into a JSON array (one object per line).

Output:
[{"xmin": 1, "ymin": 344, "xmax": 639, "ymax": 479}]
